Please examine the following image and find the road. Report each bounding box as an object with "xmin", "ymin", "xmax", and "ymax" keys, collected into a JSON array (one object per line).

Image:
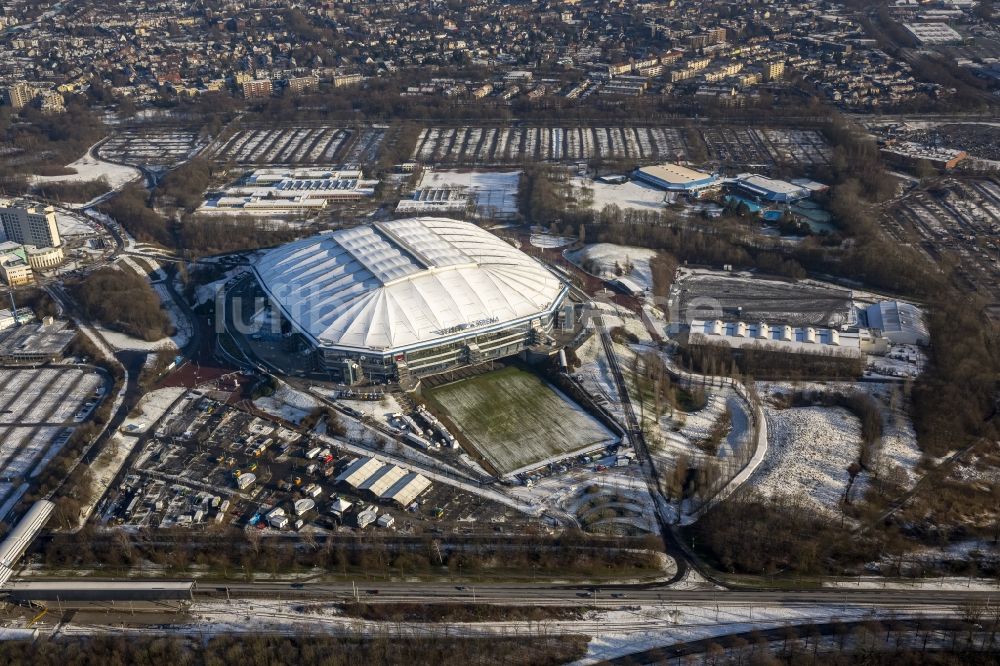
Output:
[{"xmin": 189, "ymin": 580, "xmax": 1000, "ymax": 607}]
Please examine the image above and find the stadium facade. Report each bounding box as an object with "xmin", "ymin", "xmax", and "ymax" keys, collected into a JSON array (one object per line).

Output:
[{"xmin": 253, "ymin": 217, "xmax": 568, "ymax": 382}]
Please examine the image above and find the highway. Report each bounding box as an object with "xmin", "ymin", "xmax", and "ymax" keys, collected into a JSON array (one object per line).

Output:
[{"xmin": 186, "ymin": 580, "xmax": 1000, "ymax": 608}]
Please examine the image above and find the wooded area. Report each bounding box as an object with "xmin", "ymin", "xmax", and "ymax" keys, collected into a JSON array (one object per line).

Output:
[{"xmin": 69, "ymin": 267, "xmax": 170, "ymax": 341}]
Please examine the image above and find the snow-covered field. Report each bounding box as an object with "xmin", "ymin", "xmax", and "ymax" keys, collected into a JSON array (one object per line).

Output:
[
  {"xmin": 748, "ymin": 402, "xmax": 861, "ymax": 514},
  {"xmin": 30, "ymin": 143, "xmax": 141, "ymax": 190},
  {"xmin": 570, "ymin": 177, "xmax": 668, "ymax": 212},
  {"xmin": 756, "ymin": 380, "xmax": 923, "ymax": 494},
  {"xmin": 566, "ymin": 243, "xmax": 660, "ymax": 292},
  {"xmin": 254, "ymin": 383, "xmax": 320, "ymax": 425},
  {"xmin": 431, "ymin": 367, "xmax": 617, "ymax": 476},
  {"xmin": 509, "ymin": 463, "xmax": 659, "ymax": 535},
  {"xmin": 152, "ymin": 283, "xmax": 192, "ymax": 349},
  {"xmin": 95, "ymin": 326, "xmax": 178, "ymax": 353}
]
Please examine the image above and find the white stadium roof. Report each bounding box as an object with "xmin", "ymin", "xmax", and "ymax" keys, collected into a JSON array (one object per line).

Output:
[{"xmin": 254, "ymin": 217, "xmax": 566, "ymax": 353}]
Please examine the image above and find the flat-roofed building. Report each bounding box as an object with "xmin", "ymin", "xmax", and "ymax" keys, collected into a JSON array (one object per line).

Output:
[
  {"xmin": 0, "ymin": 243, "xmax": 32, "ymax": 286},
  {"xmin": 633, "ymin": 163, "xmax": 719, "ymax": 196},
  {"xmin": 730, "ymin": 174, "xmax": 812, "ymax": 203},
  {"xmin": 358, "ymin": 465, "xmax": 408, "ymax": 497},
  {"xmin": 380, "ymin": 472, "xmax": 432, "ymax": 507},
  {"xmin": 241, "ymin": 78, "xmax": 272, "ymax": 99},
  {"xmin": 335, "ymin": 457, "xmax": 386, "ymax": 489},
  {"xmin": 0, "ymin": 319, "xmax": 76, "ymax": 364},
  {"xmin": 0, "ymin": 204, "xmax": 61, "ymax": 249},
  {"xmin": 203, "ymin": 168, "xmax": 379, "ymax": 213},
  {"xmin": 285, "ymin": 76, "xmax": 319, "ymax": 95},
  {"xmin": 904, "ymin": 22, "xmax": 963, "ymax": 45},
  {"xmin": 2, "ymin": 82, "xmax": 34, "ymax": 110},
  {"xmin": 689, "ymin": 319, "xmax": 862, "ymax": 358}
]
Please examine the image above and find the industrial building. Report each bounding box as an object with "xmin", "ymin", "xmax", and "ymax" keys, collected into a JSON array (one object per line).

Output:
[
  {"xmin": 0, "ymin": 318, "xmax": 76, "ymax": 364},
  {"xmin": 207, "ymin": 168, "xmax": 379, "ymax": 213},
  {"xmin": 395, "ymin": 187, "xmax": 471, "ymax": 216},
  {"xmin": 335, "ymin": 456, "xmax": 431, "ymax": 507},
  {"xmin": 904, "ymin": 22, "xmax": 963, "ymax": 45},
  {"xmin": 864, "ymin": 301, "xmax": 928, "ymax": 346},
  {"xmin": 253, "ymin": 217, "xmax": 568, "ymax": 382},
  {"xmin": 688, "ymin": 319, "xmax": 862, "ymax": 358},
  {"xmin": 880, "ymin": 141, "xmax": 968, "ymax": 171},
  {"xmin": 633, "ymin": 163, "xmax": 719, "ymax": 196},
  {"xmin": 729, "ymin": 174, "xmax": 812, "ymax": 203}
]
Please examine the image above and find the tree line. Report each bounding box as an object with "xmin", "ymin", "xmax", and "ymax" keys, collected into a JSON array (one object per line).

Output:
[{"xmin": 0, "ymin": 634, "xmax": 587, "ymax": 666}]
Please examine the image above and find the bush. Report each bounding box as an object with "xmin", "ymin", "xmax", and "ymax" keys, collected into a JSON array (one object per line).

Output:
[{"xmin": 33, "ymin": 178, "xmax": 111, "ymax": 204}]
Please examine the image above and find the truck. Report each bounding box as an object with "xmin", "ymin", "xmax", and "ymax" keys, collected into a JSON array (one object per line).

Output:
[
  {"xmin": 403, "ymin": 432, "xmax": 434, "ymax": 450},
  {"xmin": 305, "ymin": 446, "xmax": 322, "ymax": 460}
]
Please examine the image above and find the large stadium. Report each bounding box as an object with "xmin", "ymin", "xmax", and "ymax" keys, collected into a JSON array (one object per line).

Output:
[{"xmin": 252, "ymin": 217, "xmax": 569, "ymax": 382}]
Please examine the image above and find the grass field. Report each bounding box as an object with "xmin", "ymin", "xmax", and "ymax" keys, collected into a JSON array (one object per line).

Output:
[{"xmin": 429, "ymin": 366, "xmax": 616, "ymax": 476}]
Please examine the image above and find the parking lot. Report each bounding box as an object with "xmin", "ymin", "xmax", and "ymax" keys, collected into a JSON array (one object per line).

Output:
[
  {"xmin": 888, "ymin": 177, "xmax": 1000, "ymax": 311},
  {"xmin": 410, "ymin": 125, "xmax": 832, "ymax": 168},
  {"xmin": 0, "ymin": 366, "xmax": 106, "ymax": 506},
  {"xmin": 412, "ymin": 126, "xmax": 693, "ymax": 164},
  {"xmin": 676, "ymin": 271, "xmax": 854, "ymax": 327},
  {"xmin": 98, "ymin": 127, "xmax": 207, "ymax": 167},
  {"xmin": 204, "ymin": 126, "xmax": 386, "ymax": 166},
  {"xmin": 701, "ymin": 127, "xmax": 831, "ymax": 168}
]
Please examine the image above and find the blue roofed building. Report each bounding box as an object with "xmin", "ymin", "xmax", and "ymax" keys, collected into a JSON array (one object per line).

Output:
[{"xmin": 731, "ymin": 174, "xmax": 811, "ymax": 203}]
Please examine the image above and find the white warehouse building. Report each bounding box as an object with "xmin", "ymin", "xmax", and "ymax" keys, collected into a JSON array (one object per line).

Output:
[
  {"xmin": 689, "ymin": 319, "xmax": 862, "ymax": 358},
  {"xmin": 253, "ymin": 217, "xmax": 568, "ymax": 381},
  {"xmin": 864, "ymin": 301, "xmax": 928, "ymax": 346}
]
